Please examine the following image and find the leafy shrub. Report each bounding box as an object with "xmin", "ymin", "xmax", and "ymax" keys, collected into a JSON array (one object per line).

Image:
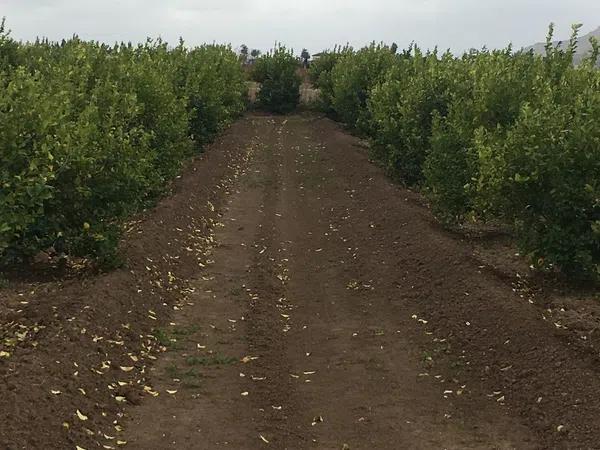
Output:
[
  {"xmin": 308, "ymin": 46, "xmax": 351, "ymax": 114},
  {"xmin": 424, "ymin": 109, "xmax": 479, "ymax": 223},
  {"xmin": 424, "ymin": 48, "xmax": 541, "ymax": 223},
  {"xmin": 183, "ymin": 44, "xmax": 247, "ymax": 142},
  {"xmin": 475, "ymin": 66, "xmax": 600, "ymax": 276},
  {"xmin": 0, "ymin": 29, "xmax": 246, "ymax": 267},
  {"xmin": 330, "ymin": 43, "xmax": 399, "ymax": 133},
  {"xmin": 252, "ymin": 46, "xmax": 300, "ymax": 114},
  {"xmin": 369, "ymin": 48, "xmax": 458, "ymax": 184},
  {"xmin": 0, "ymin": 67, "xmax": 64, "ymax": 259},
  {"xmin": 0, "ymin": 17, "xmax": 18, "ymax": 70},
  {"xmin": 323, "ymin": 25, "xmax": 599, "ymax": 277}
]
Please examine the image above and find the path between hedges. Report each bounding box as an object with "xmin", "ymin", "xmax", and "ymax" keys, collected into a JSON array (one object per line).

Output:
[{"xmin": 119, "ymin": 114, "xmax": 600, "ymax": 449}]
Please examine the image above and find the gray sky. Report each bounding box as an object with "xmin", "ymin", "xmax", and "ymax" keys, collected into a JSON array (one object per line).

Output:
[{"xmin": 1, "ymin": 0, "xmax": 599, "ymax": 53}]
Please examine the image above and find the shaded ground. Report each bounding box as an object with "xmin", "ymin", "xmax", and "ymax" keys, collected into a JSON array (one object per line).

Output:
[{"xmin": 2, "ymin": 114, "xmax": 600, "ymax": 449}]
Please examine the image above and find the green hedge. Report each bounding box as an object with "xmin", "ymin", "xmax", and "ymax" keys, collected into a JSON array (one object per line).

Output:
[
  {"xmin": 252, "ymin": 46, "xmax": 300, "ymax": 114},
  {"xmin": 369, "ymin": 47, "xmax": 460, "ymax": 184},
  {"xmin": 308, "ymin": 46, "xmax": 352, "ymax": 114},
  {"xmin": 330, "ymin": 43, "xmax": 398, "ymax": 133},
  {"xmin": 475, "ymin": 62, "xmax": 600, "ymax": 275},
  {"xmin": 424, "ymin": 48, "xmax": 540, "ymax": 223},
  {"xmin": 320, "ymin": 26, "xmax": 600, "ymax": 278},
  {"xmin": 0, "ymin": 27, "xmax": 246, "ymax": 267}
]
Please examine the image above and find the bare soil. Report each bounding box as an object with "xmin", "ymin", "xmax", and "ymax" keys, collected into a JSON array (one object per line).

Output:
[{"xmin": 1, "ymin": 114, "xmax": 600, "ymax": 450}]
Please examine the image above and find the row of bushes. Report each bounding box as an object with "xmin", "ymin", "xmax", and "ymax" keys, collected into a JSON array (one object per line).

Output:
[
  {"xmin": 310, "ymin": 25, "xmax": 600, "ymax": 278},
  {"xmin": 0, "ymin": 20, "xmax": 247, "ymax": 267}
]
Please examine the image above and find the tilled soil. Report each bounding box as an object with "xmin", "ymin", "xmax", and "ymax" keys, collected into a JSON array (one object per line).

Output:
[{"xmin": 2, "ymin": 114, "xmax": 600, "ymax": 450}]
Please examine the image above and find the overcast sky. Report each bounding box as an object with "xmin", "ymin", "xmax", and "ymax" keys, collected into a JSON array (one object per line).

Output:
[{"xmin": 1, "ymin": 0, "xmax": 599, "ymax": 54}]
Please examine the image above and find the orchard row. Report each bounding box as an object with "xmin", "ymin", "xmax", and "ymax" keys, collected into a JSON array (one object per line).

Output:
[
  {"xmin": 310, "ymin": 25, "xmax": 599, "ymax": 278},
  {"xmin": 0, "ymin": 21, "xmax": 246, "ymax": 267}
]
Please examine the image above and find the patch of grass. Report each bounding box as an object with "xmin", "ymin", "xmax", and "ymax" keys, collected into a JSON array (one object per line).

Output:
[
  {"xmin": 171, "ymin": 324, "xmax": 200, "ymax": 336},
  {"xmin": 182, "ymin": 368, "xmax": 202, "ymax": 378},
  {"xmin": 421, "ymin": 351, "xmax": 433, "ymax": 363},
  {"xmin": 165, "ymin": 364, "xmax": 208, "ymax": 389},
  {"xmin": 186, "ymin": 354, "xmax": 238, "ymax": 366},
  {"xmin": 152, "ymin": 324, "xmax": 200, "ymax": 349},
  {"xmin": 166, "ymin": 364, "xmax": 203, "ymax": 378},
  {"xmin": 152, "ymin": 328, "xmax": 172, "ymax": 347},
  {"xmin": 182, "ymin": 380, "xmax": 203, "ymax": 389}
]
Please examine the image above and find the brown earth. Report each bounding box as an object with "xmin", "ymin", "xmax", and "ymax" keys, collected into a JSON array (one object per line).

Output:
[{"xmin": 1, "ymin": 113, "xmax": 600, "ymax": 450}]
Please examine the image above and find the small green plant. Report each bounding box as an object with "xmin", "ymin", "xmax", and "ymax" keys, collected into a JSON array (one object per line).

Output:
[
  {"xmin": 186, "ymin": 354, "xmax": 238, "ymax": 366},
  {"xmin": 152, "ymin": 324, "xmax": 201, "ymax": 349},
  {"xmin": 171, "ymin": 324, "xmax": 200, "ymax": 336},
  {"xmin": 152, "ymin": 328, "xmax": 173, "ymax": 347}
]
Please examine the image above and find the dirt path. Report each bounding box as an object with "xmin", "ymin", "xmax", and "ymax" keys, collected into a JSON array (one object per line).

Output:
[
  {"xmin": 2, "ymin": 113, "xmax": 600, "ymax": 450},
  {"xmin": 119, "ymin": 114, "xmax": 600, "ymax": 449}
]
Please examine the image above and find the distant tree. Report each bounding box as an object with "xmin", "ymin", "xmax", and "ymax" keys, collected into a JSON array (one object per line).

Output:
[
  {"xmin": 0, "ymin": 17, "xmax": 19, "ymax": 69},
  {"xmin": 239, "ymin": 44, "xmax": 248, "ymax": 62},
  {"xmin": 250, "ymin": 49, "xmax": 261, "ymax": 58},
  {"xmin": 390, "ymin": 42, "xmax": 398, "ymax": 54},
  {"xmin": 301, "ymin": 48, "xmax": 310, "ymax": 68},
  {"xmin": 252, "ymin": 46, "xmax": 301, "ymax": 113}
]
